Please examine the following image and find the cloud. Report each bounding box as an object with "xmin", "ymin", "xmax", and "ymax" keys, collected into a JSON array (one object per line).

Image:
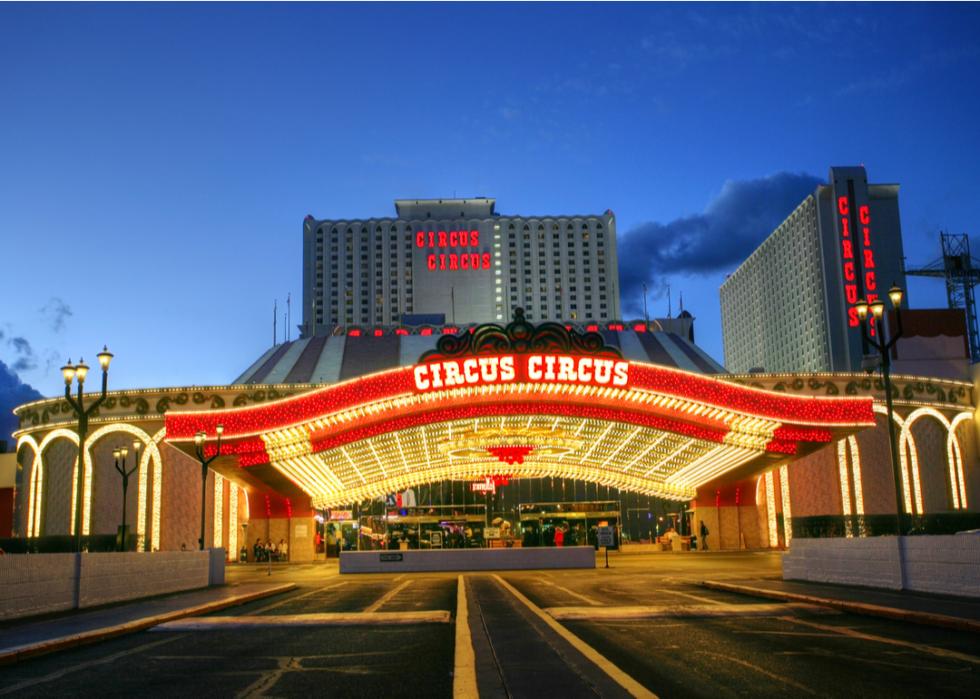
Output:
[
  {"xmin": 39, "ymin": 297, "xmax": 73, "ymax": 333},
  {"xmin": 0, "ymin": 359, "xmax": 43, "ymax": 448},
  {"xmin": 7, "ymin": 336, "xmax": 36, "ymax": 372},
  {"xmin": 618, "ymin": 172, "xmax": 823, "ymax": 315}
]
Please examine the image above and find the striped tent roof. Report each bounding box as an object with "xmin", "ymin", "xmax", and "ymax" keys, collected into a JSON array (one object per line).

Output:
[{"xmin": 233, "ymin": 327, "xmax": 725, "ymax": 385}]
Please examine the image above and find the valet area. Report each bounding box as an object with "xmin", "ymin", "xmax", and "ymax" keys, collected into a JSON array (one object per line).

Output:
[{"xmin": 10, "ymin": 313, "xmax": 979, "ymax": 562}]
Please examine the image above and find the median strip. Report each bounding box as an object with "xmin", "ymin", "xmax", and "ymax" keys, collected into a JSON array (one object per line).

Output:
[
  {"xmin": 701, "ymin": 580, "xmax": 980, "ymax": 633},
  {"xmin": 0, "ymin": 583, "xmax": 297, "ymax": 665},
  {"xmin": 546, "ymin": 602, "xmax": 833, "ymax": 621},
  {"xmin": 152, "ymin": 610, "xmax": 451, "ymax": 630}
]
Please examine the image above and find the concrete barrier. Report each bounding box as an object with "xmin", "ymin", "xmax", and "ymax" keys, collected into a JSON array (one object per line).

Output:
[
  {"xmin": 0, "ymin": 549, "xmax": 226, "ymax": 621},
  {"xmin": 340, "ymin": 546, "xmax": 596, "ymax": 574},
  {"xmin": 783, "ymin": 535, "xmax": 980, "ymax": 597}
]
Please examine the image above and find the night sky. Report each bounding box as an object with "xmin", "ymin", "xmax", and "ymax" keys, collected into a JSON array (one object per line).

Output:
[{"xmin": 2, "ymin": 2, "xmax": 980, "ymax": 442}]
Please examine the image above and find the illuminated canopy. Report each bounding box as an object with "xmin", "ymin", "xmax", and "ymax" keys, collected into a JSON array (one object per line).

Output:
[{"xmin": 166, "ymin": 314, "xmax": 874, "ymax": 506}]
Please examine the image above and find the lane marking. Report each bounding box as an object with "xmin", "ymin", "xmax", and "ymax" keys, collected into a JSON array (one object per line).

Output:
[
  {"xmin": 535, "ymin": 576, "xmax": 604, "ymax": 606},
  {"xmin": 153, "ymin": 610, "xmax": 451, "ymax": 630},
  {"xmin": 492, "ymin": 574, "xmax": 657, "ymax": 699},
  {"xmin": 251, "ymin": 582, "xmax": 346, "ymax": 614},
  {"xmin": 546, "ymin": 603, "xmax": 831, "ymax": 621},
  {"xmin": 364, "ymin": 579, "xmax": 413, "ymax": 613},
  {"xmin": 453, "ymin": 575, "xmax": 478, "ymax": 699},
  {"xmin": 778, "ymin": 616, "xmax": 980, "ymax": 666},
  {"xmin": 693, "ymin": 650, "xmax": 818, "ymax": 696},
  {"xmin": 0, "ymin": 635, "xmax": 185, "ymax": 695}
]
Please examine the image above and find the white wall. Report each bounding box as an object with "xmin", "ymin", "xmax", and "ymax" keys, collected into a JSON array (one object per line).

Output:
[
  {"xmin": 782, "ymin": 536, "xmax": 980, "ymax": 597},
  {"xmin": 0, "ymin": 549, "xmax": 225, "ymax": 621}
]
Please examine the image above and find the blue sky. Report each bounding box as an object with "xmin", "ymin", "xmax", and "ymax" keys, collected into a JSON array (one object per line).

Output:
[{"xmin": 2, "ymin": 2, "xmax": 980, "ymax": 429}]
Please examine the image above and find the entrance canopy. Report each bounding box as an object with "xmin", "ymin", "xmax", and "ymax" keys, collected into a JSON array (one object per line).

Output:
[{"xmin": 166, "ymin": 317, "xmax": 874, "ymax": 506}]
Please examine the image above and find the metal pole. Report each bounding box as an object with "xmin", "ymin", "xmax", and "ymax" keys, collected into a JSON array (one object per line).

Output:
[{"xmin": 199, "ymin": 461, "xmax": 208, "ymax": 551}]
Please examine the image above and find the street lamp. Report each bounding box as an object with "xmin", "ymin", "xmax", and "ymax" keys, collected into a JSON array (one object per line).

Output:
[
  {"xmin": 193, "ymin": 424, "xmax": 224, "ymax": 551},
  {"xmin": 855, "ymin": 284, "xmax": 906, "ymax": 538},
  {"xmin": 61, "ymin": 345, "xmax": 113, "ymax": 551},
  {"xmin": 113, "ymin": 442, "xmax": 140, "ymax": 551}
]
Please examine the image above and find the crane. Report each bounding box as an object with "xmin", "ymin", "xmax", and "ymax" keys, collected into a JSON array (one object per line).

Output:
[{"xmin": 903, "ymin": 232, "xmax": 980, "ymax": 362}]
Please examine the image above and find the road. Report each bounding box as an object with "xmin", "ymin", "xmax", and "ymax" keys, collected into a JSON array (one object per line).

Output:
[{"xmin": 2, "ymin": 552, "xmax": 978, "ymax": 698}]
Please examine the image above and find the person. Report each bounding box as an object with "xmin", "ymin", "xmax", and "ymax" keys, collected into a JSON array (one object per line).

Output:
[
  {"xmin": 180, "ymin": 543, "xmax": 187, "ymax": 552},
  {"xmin": 544, "ymin": 525, "xmax": 555, "ymax": 547},
  {"xmin": 264, "ymin": 539, "xmax": 273, "ymax": 561},
  {"xmin": 279, "ymin": 538, "xmax": 288, "ymax": 562},
  {"xmin": 700, "ymin": 521, "xmax": 709, "ymax": 551},
  {"xmin": 554, "ymin": 525, "xmax": 565, "ymax": 547},
  {"xmin": 253, "ymin": 538, "xmax": 263, "ymax": 562}
]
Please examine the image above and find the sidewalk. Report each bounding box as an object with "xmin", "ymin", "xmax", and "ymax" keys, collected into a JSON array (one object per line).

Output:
[
  {"xmin": 0, "ymin": 581, "xmax": 296, "ymax": 664},
  {"xmin": 702, "ymin": 578, "xmax": 980, "ymax": 633}
]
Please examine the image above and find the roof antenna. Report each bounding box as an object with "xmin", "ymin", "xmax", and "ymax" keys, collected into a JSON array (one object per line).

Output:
[
  {"xmin": 667, "ymin": 282, "xmax": 672, "ymax": 319},
  {"xmin": 679, "ymin": 291, "xmax": 684, "ymax": 314},
  {"xmin": 642, "ymin": 282, "xmax": 649, "ymax": 325},
  {"xmin": 286, "ymin": 292, "xmax": 291, "ymax": 342},
  {"xmin": 273, "ymin": 299, "xmax": 278, "ymax": 347}
]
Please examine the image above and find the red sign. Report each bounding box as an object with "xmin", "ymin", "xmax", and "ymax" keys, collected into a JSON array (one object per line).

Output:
[
  {"xmin": 838, "ymin": 195, "xmax": 879, "ymax": 334},
  {"xmin": 412, "ymin": 353, "xmax": 630, "ymax": 392},
  {"xmin": 417, "ymin": 230, "xmax": 491, "ymax": 271}
]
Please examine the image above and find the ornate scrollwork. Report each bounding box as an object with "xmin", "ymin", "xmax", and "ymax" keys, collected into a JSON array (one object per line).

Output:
[{"xmin": 419, "ymin": 308, "xmax": 622, "ymax": 362}]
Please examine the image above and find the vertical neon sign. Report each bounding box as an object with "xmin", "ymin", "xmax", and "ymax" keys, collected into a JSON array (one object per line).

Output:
[{"xmin": 837, "ymin": 187, "xmax": 879, "ymax": 336}]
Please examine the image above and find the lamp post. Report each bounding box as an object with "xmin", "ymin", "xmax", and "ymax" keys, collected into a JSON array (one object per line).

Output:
[
  {"xmin": 193, "ymin": 425, "xmax": 224, "ymax": 551},
  {"xmin": 855, "ymin": 285, "xmax": 906, "ymax": 538},
  {"xmin": 113, "ymin": 442, "xmax": 140, "ymax": 551},
  {"xmin": 61, "ymin": 346, "xmax": 114, "ymax": 552}
]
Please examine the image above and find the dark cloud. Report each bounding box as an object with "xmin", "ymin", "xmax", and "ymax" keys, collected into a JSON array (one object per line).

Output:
[
  {"xmin": 40, "ymin": 297, "xmax": 73, "ymax": 333},
  {"xmin": 8, "ymin": 336, "xmax": 36, "ymax": 372},
  {"xmin": 0, "ymin": 360, "xmax": 43, "ymax": 449},
  {"xmin": 618, "ymin": 172, "xmax": 823, "ymax": 315}
]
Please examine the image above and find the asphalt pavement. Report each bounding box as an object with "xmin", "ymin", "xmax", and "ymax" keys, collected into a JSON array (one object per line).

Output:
[{"xmin": 1, "ymin": 552, "xmax": 977, "ymax": 698}]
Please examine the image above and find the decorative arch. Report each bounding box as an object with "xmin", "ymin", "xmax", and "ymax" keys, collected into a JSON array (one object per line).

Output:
[
  {"xmin": 16, "ymin": 435, "xmax": 40, "ymax": 537},
  {"xmin": 83, "ymin": 423, "xmax": 162, "ymax": 541},
  {"xmin": 33, "ymin": 429, "xmax": 80, "ymax": 537},
  {"xmin": 900, "ymin": 407, "xmax": 953, "ymax": 514},
  {"xmin": 946, "ymin": 411, "xmax": 972, "ymax": 509},
  {"xmin": 836, "ymin": 435, "xmax": 864, "ymax": 517}
]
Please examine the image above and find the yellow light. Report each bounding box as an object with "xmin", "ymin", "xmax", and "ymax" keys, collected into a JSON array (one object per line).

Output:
[
  {"xmin": 779, "ymin": 464, "xmax": 793, "ymax": 546},
  {"xmin": 97, "ymin": 346, "xmax": 114, "ymax": 371},
  {"xmin": 855, "ymin": 298, "xmax": 869, "ymax": 321},
  {"xmin": 869, "ymin": 299, "xmax": 885, "ymax": 320},
  {"xmin": 61, "ymin": 360, "xmax": 75, "ymax": 386},
  {"xmin": 888, "ymin": 285, "xmax": 903, "ymax": 308},
  {"xmin": 75, "ymin": 359, "xmax": 89, "ymax": 384}
]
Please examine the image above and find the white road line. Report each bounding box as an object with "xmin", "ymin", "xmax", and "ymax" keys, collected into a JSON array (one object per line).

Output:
[
  {"xmin": 492, "ymin": 575, "xmax": 657, "ymax": 699},
  {"xmin": 251, "ymin": 582, "xmax": 346, "ymax": 614},
  {"xmin": 778, "ymin": 616, "xmax": 980, "ymax": 666},
  {"xmin": 0, "ymin": 636, "xmax": 185, "ymax": 696},
  {"xmin": 535, "ymin": 576, "xmax": 604, "ymax": 606},
  {"xmin": 453, "ymin": 575, "xmax": 478, "ymax": 699},
  {"xmin": 363, "ymin": 579, "xmax": 413, "ymax": 613}
]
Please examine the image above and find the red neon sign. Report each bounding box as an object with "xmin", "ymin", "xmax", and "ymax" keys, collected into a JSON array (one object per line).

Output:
[
  {"xmin": 838, "ymin": 195, "xmax": 879, "ymax": 334},
  {"xmin": 416, "ymin": 230, "xmax": 480, "ymax": 248},
  {"xmin": 411, "ymin": 353, "xmax": 630, "ymax": 392},
  {"xmin": 426, "ymin": 252, "xmax": 492, "ymax": 271}
]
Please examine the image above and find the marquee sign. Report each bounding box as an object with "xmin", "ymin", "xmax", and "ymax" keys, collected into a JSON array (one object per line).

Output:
[{"xmin": 413, "ymin": 354, "xmax": 629, "ymax": 391}]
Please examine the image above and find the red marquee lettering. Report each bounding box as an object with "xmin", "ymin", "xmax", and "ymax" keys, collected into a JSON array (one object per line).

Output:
[
  {"xmin": 838, "ymin": 196, "xmax": 849, "ymax": 216},
  {"xmin": 845, "ymin": 284, "xmax": 858, "ymax": 304},
  {"xmin": 847, "ymin": 307, "xmax": 860, "ymax": 327},
  {"xmin": 427, "ymin": 254, "xmax": 436, "ymax": 271},
  {"xmin": 449, "ymin": 231, "xmax": 458, "ymax": 247},
  {"xmin": 843, "ymin": 262, "xmax": 855, "ymax": 281},
  {"xmin": 449, "ymin": 254, "xmax": 459, "ymax": 270},
  {"xmin": 865, "ymin": 272, "xmax": 877, "ymax": 291},
  {"xmin": 438, "ymin": 253, "xmax": 447, "ymax": 270},
  {"xmin": 460, "ymin": 253, "xmax": 470, "ymax": 269},
  {"xmin": 481, "ymin": 253, "xmax": 492, "ymax": 269},
  {"xmin": 859, "ymin": 205, "xmax": 870, "ymax": 225},
  {"xmin": 438, "ymin": 231, "xmax": 447, "ymax": 247},
  {"xmin": 842, "ymin": 239, "xmax": 854, "ymax": 259},
  {"xmin": 416, "ymin": 231, "xmax": 425, "ymax": 248},
  {"xmin": 841, "ymin": 217, "xmax": 850, "ymax": 238},
  {"xmin": 863, "ymin": 227, "xmax": 872, "ymax": 246},
  {"xmin": 863, "ymin": 249, "xmax": 875, "ymax": 268},
  {"xmin": 471, "ymin": 230, "xmax": 480, "ymax": 246}
]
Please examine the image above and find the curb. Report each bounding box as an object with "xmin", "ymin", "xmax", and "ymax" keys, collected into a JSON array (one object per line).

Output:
[
  {"xmin": 701, "ymin": 580, "xmax": 980, "ymax": 633},
  {"xmin": 0, "ymin": 582, "xmax": 297, "ymax": 665}
]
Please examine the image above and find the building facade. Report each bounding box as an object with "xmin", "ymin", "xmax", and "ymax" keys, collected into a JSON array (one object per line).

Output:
[
  {"xmin": 302, "ymin": 198, "xmax": 621, "ymax": 334},
  {"xmin": 720, "ymin": 166, "xmax": 907, "ymax": 373}
]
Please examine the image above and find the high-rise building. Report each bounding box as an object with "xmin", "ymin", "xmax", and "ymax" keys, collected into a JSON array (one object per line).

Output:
[
  {"xmin": 720, "ymin": 166, "xmax": 907, "ymax": 373},
  {"xmin": 301, "ymin": 198, "xmax": 620, "ymax": 335}
]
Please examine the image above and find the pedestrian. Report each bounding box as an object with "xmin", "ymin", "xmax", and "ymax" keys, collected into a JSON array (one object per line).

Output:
[
  {"xmin": 700, "ymin": 521, "xmax": 709, "ymax": 551},
  {"xmin": 554, "ymin": 525, "xmax": 565, "ymax": 547},
  {"xmin": 279, "ymin": 538, "xmax": 288, "ymax": 562}
]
